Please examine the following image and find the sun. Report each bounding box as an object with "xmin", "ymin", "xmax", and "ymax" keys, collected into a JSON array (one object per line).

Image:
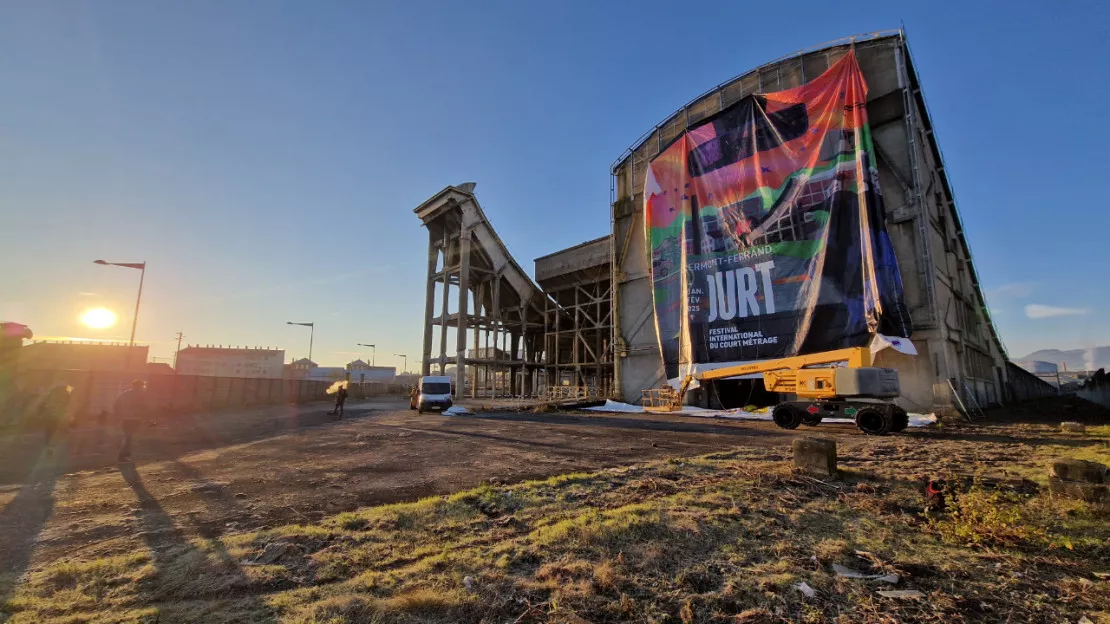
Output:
[{"xmin": 80, "ymin": 307, "xmax": 118, "ymax": 329}]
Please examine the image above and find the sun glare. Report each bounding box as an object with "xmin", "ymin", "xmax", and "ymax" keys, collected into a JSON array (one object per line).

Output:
[{"xmin": 80, "ymin": 307, "xmax": 117, "ymax": 329}]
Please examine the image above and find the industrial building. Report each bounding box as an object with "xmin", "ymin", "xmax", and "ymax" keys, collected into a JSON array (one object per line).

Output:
[
  {"xmin": 175, "ymin": 345, "xmax": 285, "ymax": 379},
  {"xmin": 415, "ymin": 31, "xmax": 1053, "ymax": 413}
]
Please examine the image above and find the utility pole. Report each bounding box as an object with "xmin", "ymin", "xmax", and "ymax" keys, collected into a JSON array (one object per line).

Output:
[{"xmin": 173, "ymin": 332, "xmax": 185, "ymax": 372}]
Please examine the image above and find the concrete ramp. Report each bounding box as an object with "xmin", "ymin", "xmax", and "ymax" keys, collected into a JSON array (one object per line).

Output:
[{"xmin": 414, "ymin": 184, "xmax": 548, "ymax": 397}]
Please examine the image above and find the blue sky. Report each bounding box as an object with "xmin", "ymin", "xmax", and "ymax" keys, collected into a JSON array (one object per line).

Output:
[{"xmin": 1, "ymin": 0, "xmax": 1107, "ymax": 366}]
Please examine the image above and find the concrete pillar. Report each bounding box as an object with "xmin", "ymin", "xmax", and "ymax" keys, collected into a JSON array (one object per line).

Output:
[
  {"xmin": 510, "ymin": 332, "xmax": 520, "ymax": 396},
  {"xmin": 421, "ymin": 237, "xmax": 437, "ymax": 377},
  {"xmin": 455, "ymin": 233, "xmax": 471, "ymax": 396},
  {"xmin": 437, "ymin": 231, "xmax": 451, "ymax": 375}
]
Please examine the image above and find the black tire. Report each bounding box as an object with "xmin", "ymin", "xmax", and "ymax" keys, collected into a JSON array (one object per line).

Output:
[
  {"xmin": 772, "ymin": 404, "xmax": 802, "ymax": 430},
  {"xmin": 855, "ymin": 407, "xmax": 892, "ymax": 436},
  {"xmin": 890, "ymin": 406, "xmax": 909, "ymax": 433},
  {"xmin": 801, "ymin": 413, "xmax": 822, "ymax": 426}
]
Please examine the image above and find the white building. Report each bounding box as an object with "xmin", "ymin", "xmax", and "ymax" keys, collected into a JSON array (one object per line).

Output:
[
  {"xmin": 346, "ymin": 359, "xmax": 397, "ymax": 383},
  {"xmin": 175, "ymin": 346, "xmax": 285, "ymax": 379}
]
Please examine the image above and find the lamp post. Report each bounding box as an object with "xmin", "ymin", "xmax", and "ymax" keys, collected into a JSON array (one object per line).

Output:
[
  {"xmin": 93, "ymin": 260, "xmax": 146, "ymax": 368},
  {"xmin": 357, "ymin": 343, "xmax": 376, "ymax": 366},
  {"xmin": 395, "ymin": 354, "xmax": 407, "ymax": 374},
  {"xmin": 286, "ymin": 322, "xmax": 314, "ymax": 362}
]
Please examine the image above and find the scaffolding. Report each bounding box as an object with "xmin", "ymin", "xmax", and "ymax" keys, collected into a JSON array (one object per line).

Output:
[
  {"xmin": 416, "ymin": 186, "xmax": 614, "ymax": 400},
  {"xmin": 415, "ymin": 184, "xmax": 547, "ymax": 398},
  {"xmin": 541, "ymin": 265, "xmax": 613, "ymax": 396}
]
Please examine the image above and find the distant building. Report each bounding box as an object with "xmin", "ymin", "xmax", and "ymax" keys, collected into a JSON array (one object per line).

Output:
[
  {"xmin": 18, "ymin": 341, "xmax": 148, "ymax": 372},
  {"xmin": 306, "ymin": 367, "xmax": 347, "ymax": 381},
  {"xmin": 346, "ymin": 360, "xmax": 396, "ymax": 383},
  {"xmin": 284, "ymin": 358, "xmax": 317, "ymax": 379},
  {"xmin": 1, "ymin": 322, "xmax": 32, "ymax": 376},
  {"xmin": 175, "ymin": 346, "xmax": 285, "ymax": 379},
  {"xmin": 1015, "ymin": 360, "xmax": 1059, "ymax": 376},
  {"xmin": 145, "ymin": 362, "xmax": 175, "ymax": 375}
]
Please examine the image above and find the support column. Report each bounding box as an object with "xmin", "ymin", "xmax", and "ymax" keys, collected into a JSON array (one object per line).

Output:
[
  {"xmin": 510, "ymin": 332, "xmax": 520, "ymax": 396},
  {"xmin": 437, "ymin": 229, "xmax": 451, "ymax": 374},
  {"xmin": 483, "ymin": 315, "xmax": 491, "ymax": 397},
  {"xmin": 492, "ymin": 277, "xmax": 502, "ymax": 398},
  {"xmin": 554, "ymin": 292, "xmax": 560, "ymax": 389},
  {"xmin": 595, "ymin": 281, "xmax": 603, "ymax": 394},
  {"xmin": 455, "ymin": 233, "xmax": 471, "ymax": 396},
  {"xmin": 421, "ymin": 237, "xmax": 438, "ymax": 376},
  {"xmin": 471, "ymin": 302, "xmax": 479, "ymax": 399},
  {"xmin": 577, "ymin": 284, "xmax": 586, "ymax": 386}
]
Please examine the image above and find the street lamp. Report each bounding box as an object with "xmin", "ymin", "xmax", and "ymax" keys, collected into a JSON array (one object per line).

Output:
[
  {"xmin": 395, "ymin": 354, "xmax": 407, "ymax": 374},
  {"xmin": 357, "ymin": 343, "xmax": 376, "ymax": 366},
  {"xmin": 93, "ymin": 260, "xmax": 146, "ymax": 367},
  {"xmin": 286, "ymin": 322, "xmax": 314, "ymax": 362}
]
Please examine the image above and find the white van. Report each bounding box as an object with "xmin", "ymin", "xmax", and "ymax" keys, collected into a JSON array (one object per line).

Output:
[{"xmin": 417, "ymin": 375, "xmax": 453, "ymax": 413}]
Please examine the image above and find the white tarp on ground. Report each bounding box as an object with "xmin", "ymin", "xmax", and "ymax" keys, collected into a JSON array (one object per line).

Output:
[
  {"xmin": 443, "ymin": 406, "xmax": 471, "ymax": 416},
  {"xmin": 583, "ymin": 400, "xmax": 936, "ymax": 427}
]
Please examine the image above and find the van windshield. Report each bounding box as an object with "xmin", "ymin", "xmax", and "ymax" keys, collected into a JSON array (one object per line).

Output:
[{"xmin": 422, "ymin": 382, "xmax": 451, "ymax": 395}]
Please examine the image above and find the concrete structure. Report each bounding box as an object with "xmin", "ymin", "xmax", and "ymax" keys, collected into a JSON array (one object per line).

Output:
[
  {"xmin": 17, "ymin": 340, "xmax": 148, "ymax": 372},
  {"xmin": 609, "ymin": 31, "xmax": 1012, "ymax": 413},
  {"xmin": 535, "ymin": 236, "xmax": 614, "ymax": 395},
  {"xmin": 1077, "ymin": 370, "xmax": 1110, "ymax": 409},
  {"xmin": 414, "ymin": 184, "xmax": 548, "ymax": 398},
  {"xmin": 175, "ymin": 345, "xmax": 285, "ymax": 379},
  {"xmin": 793, "ymin": 437, "xmax": 837, "ymax": 476},
  {"xmin": 411, "ymin": 32, "xmax": 1059, "ymax": 412}
]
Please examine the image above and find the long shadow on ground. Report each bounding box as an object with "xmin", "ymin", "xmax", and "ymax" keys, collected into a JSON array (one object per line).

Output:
[
  {"xmin": 0, "ymin": 402, "xmax": 394, "ymax": 486},
  {"xmin": 0, "ymin": 449, "xmax": 59, "ymax": 616},
  {"xmin": 119, "ymin": 463, "xmax": 275, "ymax": 623}
]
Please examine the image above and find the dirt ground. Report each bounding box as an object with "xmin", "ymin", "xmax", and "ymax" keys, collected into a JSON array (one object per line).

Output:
[
  {"xmin": 0, "ymin": 397, "xmax": 830, "ymax": 564},
  {"xmin": 2, "ymin": 396, "xmax": 1109, "ymax": 622}
]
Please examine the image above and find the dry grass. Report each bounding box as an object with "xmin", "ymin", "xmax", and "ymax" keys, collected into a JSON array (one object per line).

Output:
[{"xmin": 3, "ymin": 433, "xmax": 1110, "ymax": 623}]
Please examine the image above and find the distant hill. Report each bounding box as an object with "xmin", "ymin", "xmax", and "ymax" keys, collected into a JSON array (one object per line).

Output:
[{"xmin": 1019, "ymin": 347, "xmax": 1110, "ymax": 371}]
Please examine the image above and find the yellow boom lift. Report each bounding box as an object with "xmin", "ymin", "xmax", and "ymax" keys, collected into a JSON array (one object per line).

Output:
[{"xmin": 642, "ymin": 346, "xmax": 908, "ymax": 435}]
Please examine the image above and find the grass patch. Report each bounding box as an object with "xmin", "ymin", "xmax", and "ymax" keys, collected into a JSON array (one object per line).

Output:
[{"xmin": 5, "ymin": 429, "xmax": 1110, "ymax": 623}]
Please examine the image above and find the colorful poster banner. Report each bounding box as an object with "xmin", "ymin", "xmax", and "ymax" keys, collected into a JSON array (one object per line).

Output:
[{"xmin": 645, "ymin": 51, "xmax": 912, "ymax": 378}]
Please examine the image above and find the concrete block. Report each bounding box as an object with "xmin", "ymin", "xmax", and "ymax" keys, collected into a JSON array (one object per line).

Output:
[
  {"xmin": 1049, "ymin": 460, "xmax": 1107, "ymax": 483},
  {"xmin": 1048, "ymin": 459, "xmax": 1108, "ymax": 502},
  {"xmin": 1048, "ymin": 478, "xmax": 1108, "ymax": 502},
  {"xmin": 793, "ymin": 438, "xmax": 837, "ymax": 476},
  {"xmin": 1060, "ymin": 422, "xmax": 1086, "ymax": 433}
]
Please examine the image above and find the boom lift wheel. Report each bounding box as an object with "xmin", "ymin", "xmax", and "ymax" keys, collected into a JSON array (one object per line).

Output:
[
  {"xmin": 854, "ymin": 407, "xmax": 892, "ymax": 436},
  {"xmin": 772, "ymin": 403, "xmax": 802, "ymax": 430},
  {"xmin": 890, "ymin": 405, "xmax": 909, "ymax": 433}
]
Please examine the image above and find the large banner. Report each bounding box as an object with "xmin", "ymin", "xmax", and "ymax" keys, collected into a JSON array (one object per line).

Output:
[{"xmin": 645, "ymin": 51, "xmax": 911, "ymax": 378}]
